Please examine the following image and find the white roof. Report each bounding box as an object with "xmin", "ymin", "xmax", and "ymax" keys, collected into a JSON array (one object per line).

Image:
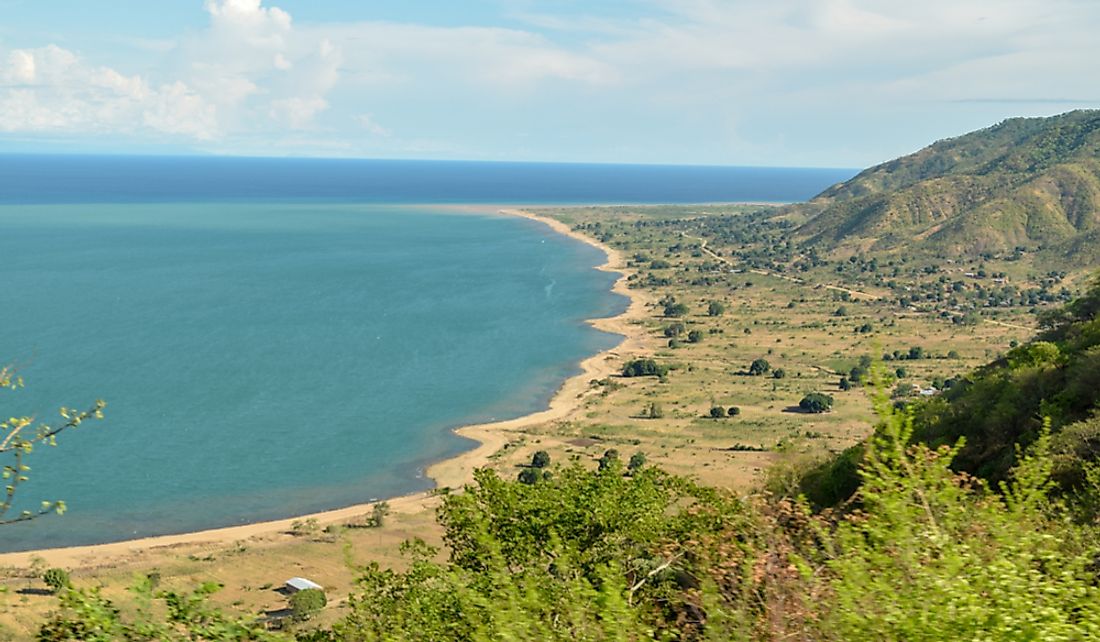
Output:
[{"xmin": 285, "ymin": 577, "xmax": 323, "ymax": 591}]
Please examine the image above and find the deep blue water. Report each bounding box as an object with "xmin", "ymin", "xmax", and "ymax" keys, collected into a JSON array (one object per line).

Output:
[
  {"xmin": 0, "ymin": 156, "xmax": 851, "ymax": 552},
  {"xmin": 0, "ymin": 155, "xmax": 853, "ymax": 205}
]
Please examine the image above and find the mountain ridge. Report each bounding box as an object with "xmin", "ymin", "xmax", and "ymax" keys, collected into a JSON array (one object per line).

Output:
[{"xmin": 794, "ymin": 110, "xmax": 1100, "ymax": 265}]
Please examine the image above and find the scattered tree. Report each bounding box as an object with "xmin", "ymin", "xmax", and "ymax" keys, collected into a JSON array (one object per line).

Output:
[
  {"xmin": 531, "ymin": 450, "xmax": 551, "ymax": 469},
  {"xmin": 289, "ymin": 588, "xmax": 327, "ymax": 621},
  {"xmin": 707, "ymin": 301, "xmax": 726, "ymax": 316},
  {"xmin": 43, "ymin": 568, "xmax": 70, "ymax": 594},
  {"xmin": 799, "ymin": 392, "xmax": 834, "ymax": 413},
  {"xmin": 727, "ymin": 406, "xmax": 741, "ymax": 416},
  {"xmin": 622, "ymin": 359, "xmax": 670, "ymax": 378},
  {"xmin": 709, "ymin": 406, "xmax": 726, "ymax": 418},
  {"xmin": 748, "ymin": 358, "xmax": 771, "ymax": 376}
]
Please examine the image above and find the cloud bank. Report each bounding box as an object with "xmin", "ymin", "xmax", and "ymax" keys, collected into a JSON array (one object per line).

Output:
[{"xmin": 0, "ymin": 0, "xmax": 1096, "ymax": 165}]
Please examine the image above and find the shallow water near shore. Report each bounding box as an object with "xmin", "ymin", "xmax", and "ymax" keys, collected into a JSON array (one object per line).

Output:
[
  {"xmin": 0, "ymin": 157, "xmax": 850, "ymax": 552},
  {"xmin": 0, "ymin": 203, "xmax": 628, "ymax": 551}
]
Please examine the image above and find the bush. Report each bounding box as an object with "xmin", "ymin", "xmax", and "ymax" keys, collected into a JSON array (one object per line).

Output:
[
  {"xmin": 531, "ymin": 450, "xmax": 551, "ymax": 469},
  {"xmin": 622, "ymin": 359, "xmax": 669, "ymax": 378},
  {"xmin": 628, "ymin": 452, "xmax": 647, "ymax": 472},
  {"xmin": 707, "ymin": 301, "xmax": 725, "ymax": 316},
  {"xmin": 662, "ymin": 322, "xmax": 685, "ymax": 338},
  {"xmin": 687, "ymin": 330, "xmax": 704, "ymax": 343},
  {"xmin": 772, "ymin": 368, "xmax": 786, "ymax": 379},
  {"xmin": 727, "ymin": 406, "xmax": 741, "ymax": 416},
  {"xmin": 748, "ymin": 358, "xmax": 771, "ymax": 376},
  {"xmin": 709, "ymin": 406, "xmax": 726, "ymax": 418},
  {"xmin": 43, "ymin": 568, "xmax": 70, "ymax": 594},
  {"xmin": 799, "ymin": 392, "xmax": 834, "ymax": 413},
  {"xmin": 597, "ymin": 449, "xmax": 620, "ymax": 471},
  {"xmin": 518, "ymin": 469, "xmax": 540, "ymax": 485},
  {"xmin": 289, "ymin": 588, "xmax": 327, "ymax": 621},
  {"xmin": 663, "ymin": 302, "xmax": 689, "ymax": 317}
]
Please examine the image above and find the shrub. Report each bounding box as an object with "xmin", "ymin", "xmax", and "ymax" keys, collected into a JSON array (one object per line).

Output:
[
  {"xmin": 707, "ymin": 301, "xmax": 725, "ymax": 316},
  {"xmin": 518, "ymin": 469, "xmax": 540, "ymax": 485},
  {"xmin": 628, "ymin": 452, "xmax": 647, "ymax": 472},
  {"xmin": 727, "ymin": 406, "xmax": 741, "ymax": 416},
  {"xmin": 662, "ymin": 322, "xmax": 685, "ymax": 338},
  {"xmin": 663, "ymin": 302, "xmax": 689, "ymax": 317},
  {"xmin": 687, "ymin": 330, "xmax": 704, "ymax": 343},
  {"xmin": 622, "ymin": 359, "xmax": 669, "ymax": 378},
  {"xmin": 799, "ymin": 392, "xmax": 834, "ymax": 413},
  {"xmin": 643, "ymin": 402, "xmax": 664, "ymax": 419},
  {"xmin": 43, "ymin": 568, "xmax": 70, "ymax": 594},
  {"xmin": 772, "ymin": 368, "xmax": 786, "ymax": 379},
  {"xmin": 289, "ymin": 588, "xmax": 327, "ymax": 621},
  {"xmin": 709, "ymin": 406, "xmax": 726, "ymax": 418},
  {"xmin": 748, "ymin": 358, "xmax": 771, "ymax": 376},
  {"xmin": 531, "ymin": 450, "xmax": 551, "ymax": 469}
]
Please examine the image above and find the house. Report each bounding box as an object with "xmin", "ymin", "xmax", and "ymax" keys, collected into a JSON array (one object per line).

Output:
[{"xmin": 285, "ymin": 577, "xmax": 323, "ymax": 593}]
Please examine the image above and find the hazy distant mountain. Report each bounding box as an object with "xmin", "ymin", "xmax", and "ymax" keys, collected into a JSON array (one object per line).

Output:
[{"xmin": 796, "ymin": 110, "xmax": 1100, "ymax": 265}]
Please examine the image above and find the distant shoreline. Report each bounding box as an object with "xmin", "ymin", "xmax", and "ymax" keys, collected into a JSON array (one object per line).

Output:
[{"xmin": 0, "ymin": 206, "xmax": 650, "ymax": 568}]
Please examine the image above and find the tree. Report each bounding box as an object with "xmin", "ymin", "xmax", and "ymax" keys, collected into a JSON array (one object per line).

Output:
[
  {"xmin": 43, "ymin": 568, "xmax": 70, "ymax": 594},
  {"xmin": 727, "ymin": 406, "xmax": 741, "ymax": 416},
  {"xmin": 518, "ymin": 469, "xmax": 540, "ymax": 485},
  {"xmin": 687, "ymin": 330, "xmax": 704, "ymax": 343},
  {"xmin": 643, "ymin": 402, "xmax": 664, "ymax": 419},
  {"xmin": 662, "ymin": 322, "xmax": 686, "ymax": 338},
  {"xmin": 289, "ymin": 588, "xmax": 327, "ymax": 622},
  {"xmin": 663, "ymin": 302, "xmax": 689, "ymax": 317},
  {"xmin": 531, "ymin": 450, "xmax": 551, "ymax": 469},
  {"xmin": 627, "ymin": 452, "xmax": 647, "ymax": 472},
  {"xmin": 839, "ymin": 377, "xmax": 852, "ymax": 391},
  {"xmin": 772, "ymin": 368, "xmax": 786, "ymax": 379},
  {"xmin": 748, "ymin": 358, "xmax": 771, "ymax": 376},
  {"xmin": 799, "ymin": 392, "xmax": 834, "ymax": 413},
  {"xmin": 622, "ymin": 359, "xmax": 669, "ymax": 378},
  {"xmin": 834, "ymin": 306, "xmax": 849, "ymax": 317},
  {"xmin": 709, "ymin": 406, "xmax": 726, "ymax": 418},
  {"xmin": 1, "ymin": 366, "xmax": 106, "ymax": 526},
  {"xmin": 707, "ymin": 301, "xmax": 726, "ymax": 316},
  {"xmin": 597, "ymin": 449, "xmax": 620, "ymax": 471}
]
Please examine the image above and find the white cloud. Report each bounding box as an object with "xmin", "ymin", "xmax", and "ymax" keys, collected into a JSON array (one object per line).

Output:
[
  {"xmin": 0, "ymin": 45, "xmax": 217, "ymax": 139},
  {"xmin": 357, "ymin": 114, "xmax": 390, "ymax": 137}
]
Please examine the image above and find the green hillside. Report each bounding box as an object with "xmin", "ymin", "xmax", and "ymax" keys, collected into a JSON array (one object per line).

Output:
[{"xmin": 797, "ymin": 110, "xmax": 1100, "ymax": 266}]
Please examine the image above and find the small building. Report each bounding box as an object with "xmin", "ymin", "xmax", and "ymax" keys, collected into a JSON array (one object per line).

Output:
[{"xmin": 285, "ymin": 577, "xmax": 323, "ymax": 593}]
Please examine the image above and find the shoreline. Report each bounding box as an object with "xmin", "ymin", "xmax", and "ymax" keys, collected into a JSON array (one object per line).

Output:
[{"xmin": 0, "ymin": 207, "xmax": 649, "ymax": 568}]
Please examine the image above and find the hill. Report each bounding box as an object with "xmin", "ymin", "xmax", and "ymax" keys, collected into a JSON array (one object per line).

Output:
[{"xmin": 795, "ymin": 110, "xmax": 1100, "ymax": 266}]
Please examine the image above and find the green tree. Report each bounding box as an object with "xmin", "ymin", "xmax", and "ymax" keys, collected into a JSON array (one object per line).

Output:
[
  {"xmin": 709, "ymin": 406, "xmax": 726, "ymax": 418},
  {"xmin": 43, "ymin": 568, "xmax": 70, "ymax": 594},
  {"xmin": 663, "ymin": 302, "xmax": 689, "ymax": 317},
  {"xmin": 627, "ymin": 452, "xmax": 647, "ymax": 472},
  {"xmin": 727, "ymin": 406, "xmax": 741, "ymax": 416},
  {"xmin": 289, "ymin": 588, "xmax": 327, "ymax": 622},
  {"xmin": 707, "ymin": 301, "xmax": 726, "ymax": 316},
  {"xmin": 687, "ymin": 329, "xmax": 704, "ymax": 343},
  {"xmin": 531, "ymin": 450, "xmax": 551, "ymax": 469},
  {"xmin": 748, "ymin": 358, "xmax": 771, "ymax": 376},
  {"xmin": 621, "ymin": 359, "xmax": 669, "ymax": 378},
  {"xmin": 799, "ymin": 392, "xmax": 834, "ymax": 413}
]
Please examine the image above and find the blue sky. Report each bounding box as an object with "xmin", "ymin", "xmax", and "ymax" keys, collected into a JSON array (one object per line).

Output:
[{"xmin": 1, "ymin": 0, "xmax": 1097, "ymax": 167}]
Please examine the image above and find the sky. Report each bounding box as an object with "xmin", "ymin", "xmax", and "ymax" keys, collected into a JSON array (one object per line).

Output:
[{"xmin": 0, "ymin": 0, "xmax": 1097, "ymax": 167}]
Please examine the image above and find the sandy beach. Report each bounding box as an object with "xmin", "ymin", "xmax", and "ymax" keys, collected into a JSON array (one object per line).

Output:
[{"xmin": 0, "ymin": 207, "xmax": 649, "ymax": 569}]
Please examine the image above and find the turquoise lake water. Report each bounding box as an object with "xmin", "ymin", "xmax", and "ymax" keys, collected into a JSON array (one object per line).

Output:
[
  {"xmin": 0, "ymin": 156, "xmax": 853, "ymax": 551},
  {"xmin": 0, "ymin": 203, "xmax": 626, "ymax": 551}
]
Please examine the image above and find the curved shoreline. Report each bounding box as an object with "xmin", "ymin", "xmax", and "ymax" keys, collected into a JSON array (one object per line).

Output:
[{"xmin": 0, "ymin": 207, "xmax": 648, "ymax": 568}]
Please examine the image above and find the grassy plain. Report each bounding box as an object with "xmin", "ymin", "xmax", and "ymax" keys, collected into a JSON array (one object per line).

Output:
[{"xmin": 0, "ymin": 203, "xmax": 1049, "ymax": 639}]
